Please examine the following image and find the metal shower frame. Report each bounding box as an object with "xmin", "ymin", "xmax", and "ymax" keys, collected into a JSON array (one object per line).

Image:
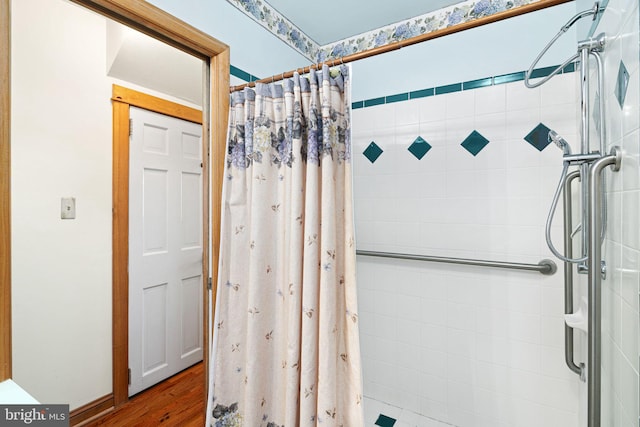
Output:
[{"xmin": 525, "ymin": 4, "xmax": 622, "ymax": 426}]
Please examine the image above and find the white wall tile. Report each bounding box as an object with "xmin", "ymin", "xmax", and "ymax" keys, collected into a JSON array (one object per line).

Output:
[
  {"xmin": 475, "ymin": 84, "xmax": 506, "ymax": 115},
  {"xmin": 418, "ymin": 95, "xmax": 447, "ymax": 124},
  {"xmin": 621, "ymin": 129, "xmax": 640, "ymax": 191},
  {"xmin": 541, "ymin": 73, "xmax": 578, "ymax": 107},
  {"xmin": 506, "ymin": 80, "xmax": 541, "ymax": 112},
  {"xmin": 619, "ymin": 299, "xmax": 639, "ymax": 371},
  {"xmin": 420, "ymin": 348, "xmax": 448, "ymax": 378},
  {"xmin": 446, "ymin": 90, "xmax": 476, "ymax": 120},
  {"xmin": 354, "ymin": 76, "xmax": 584, "ymax": 425},
  {"xmin": 541, "ymin": 315, "xmax": 566, "ymax": 348},
  {"xmin": 395, "ymin": 99, "xmax": 421, "ymax": 127}
]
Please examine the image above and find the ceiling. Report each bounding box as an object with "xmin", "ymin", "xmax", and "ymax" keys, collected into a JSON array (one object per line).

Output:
[
  {"xmin": 107, "ymin": 21, "xmax": 203, "ymax": 106},
  {"xmin": 266, "ymin": 0, "xmax": 468, "ymax": 45}
]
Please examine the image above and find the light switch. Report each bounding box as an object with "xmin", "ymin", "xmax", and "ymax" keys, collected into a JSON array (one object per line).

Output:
[{"xmin": 61, "ymin": 197, "xmax": 76, "ymax": 219}]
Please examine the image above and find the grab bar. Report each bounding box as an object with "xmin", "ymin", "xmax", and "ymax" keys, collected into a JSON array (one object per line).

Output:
[
  {"xmin": 356, "ymin": 250, "xmax": 557, "ymax": 275},
  {"xmin": 587, "ymin": 147, "xmax": 621, "ymax": 427},
  {"xmin": 563, "ymin": 170, "xmax": 585, "ymax": 378}
]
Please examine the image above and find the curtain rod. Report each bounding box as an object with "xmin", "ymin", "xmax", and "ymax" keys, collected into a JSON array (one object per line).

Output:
[{"xmin": 230, "ymin": 0, "xmax": 571, "ymax": 93}]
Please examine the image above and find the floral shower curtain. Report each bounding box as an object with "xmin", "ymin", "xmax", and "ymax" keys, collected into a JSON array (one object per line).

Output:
[{"xmin": 206, "ymin": 65, "xmax": 364, "ymax": 427}]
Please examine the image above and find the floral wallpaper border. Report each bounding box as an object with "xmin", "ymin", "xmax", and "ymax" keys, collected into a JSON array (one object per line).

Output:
[
  {"xmin": 226, "ymin": 0, "xmax": 320, "ymax": 60},
  {"xmin": 227, "ymin": 0, "xmax": 546, "ymax": 63},
  {"xmin": 318, "ymin": 0, "xmax": 543, "ymax": 62}
]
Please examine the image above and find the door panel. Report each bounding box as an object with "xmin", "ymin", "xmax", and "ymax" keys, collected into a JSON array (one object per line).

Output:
[
  {"xmin": 129, "ymin": 106, "xmax": 203, "ymax": 396},
  {"xmin": 181, "ymin": 275, "xmax": 202, "ymax": 357}
]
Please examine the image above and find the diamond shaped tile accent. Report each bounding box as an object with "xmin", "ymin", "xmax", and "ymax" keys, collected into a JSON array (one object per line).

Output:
[
  {"xmin": 615, "ymin": 60, "xmax": 629, "ymax": 108},
  {"xmin": 363, "ymin": 141, "xmax": 383, "ymax": 163},
  {"xmin": 375, "ymin": 414, "xmax": 396, "ymax": 427},
  {"xmin": 461, "ymin": 130, "xmax": 490, "ymax": 156},
  {"xmin": 407, "ymin": 136, "xmax": 432, "ymax": 160},
  {"xmin": 524, "ymin": 122, "xmax": 552, "ymax": 151}
]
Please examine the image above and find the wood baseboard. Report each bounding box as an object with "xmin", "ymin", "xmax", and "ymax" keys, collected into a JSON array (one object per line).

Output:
[{"xmin": 70, "ymin": 394, "xmax": 114, "ymax": 426}]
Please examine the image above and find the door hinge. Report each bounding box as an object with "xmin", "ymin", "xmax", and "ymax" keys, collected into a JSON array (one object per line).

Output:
[
  {"xmin": 207, "ymin": 277, "xmax": 212, "ymax": 290},
  {"xmin": 128, "ymin": 368, "xmax": 131, "ymax": 385},
  {"xmin": 129, "ymin": 118, "xmax": 133, "ymax": 137}
]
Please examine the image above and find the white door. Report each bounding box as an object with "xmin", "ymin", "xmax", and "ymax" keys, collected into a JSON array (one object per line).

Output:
[{"xmin": 128, "ymin": 106, "xmax": 203, "ymax": 396}]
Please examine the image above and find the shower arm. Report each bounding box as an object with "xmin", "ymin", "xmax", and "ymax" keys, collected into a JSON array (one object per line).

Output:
[{"xmin": 524, "ymin": 2, "xmax": 600, "ymax": 89}]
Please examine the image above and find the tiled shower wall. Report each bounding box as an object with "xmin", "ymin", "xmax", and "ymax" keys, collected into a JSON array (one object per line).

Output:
[
  {"xmin": 596, "ymin": 0, "xmax": 640, "ymax": 424},
  {"xmin": 352, "ymin": 72, "xmax": 583, "ymax": 426}
]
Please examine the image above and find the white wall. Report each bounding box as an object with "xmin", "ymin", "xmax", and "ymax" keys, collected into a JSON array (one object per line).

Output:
[
  {"xmin": 146, "ymin": 0, "xmax": 309, "ymax": 82},
  {"xmin": 11, "ymin": 0, "xmax": 113, "ymax": 409},
  {"xmin": 351, "ymin": 2, "xmax": 579, "ymax": 101},
  {"xmin": 10, "ymin": 0, "xmax": 202, "ymax": 410},
  {"xmin": 352, "ymin": 72, "xmax": 582, "ymax": 426},
  {"xmin": 146, "ymin": 1, "xmax": 579, "ymax": 95},
  {"xmin": 595, "ymin": 0, "xmax": 640, "ymax": 424}
]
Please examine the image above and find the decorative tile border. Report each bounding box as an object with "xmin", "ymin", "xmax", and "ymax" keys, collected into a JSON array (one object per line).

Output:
[
  {"xmin": 408, "ymin": 136, "xmax": 432, "ymax": 159},
  {"xmin": 352, "ymin": 62, "xmax": 577, "ymax": 109},
  {"xmin": 225, "ymin": 0, "xmax": 320, "ymax": 60},
  {"xmin": 461, "ymin": 130, "xmax": 490, "ymax": 156},
  {"xmin": 363, "ymin": 141, "xmax": 384, "ymax": 163},
  {"xmin": 226, "ymin": 0, "xmax": 557, "ymax": 63},
  {"xmin": 364, "ymin": 122, "xmax": 557, "ymax": 165},
  {"xmin": 524, "ymin": 122, "xmax": 553, "ymax": 151},
  {"xmin": 230, "ymin": 64, "xmax": 260, "ymax": 82}
]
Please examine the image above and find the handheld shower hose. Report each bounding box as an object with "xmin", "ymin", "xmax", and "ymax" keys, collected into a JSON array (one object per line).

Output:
[
  {"xmin": 524, "ymin": 2, "xmax": 600, "ymax": 89},
  {"xmin": 544, "ymin": 132, "xmax": 589, "ymax": 264}
]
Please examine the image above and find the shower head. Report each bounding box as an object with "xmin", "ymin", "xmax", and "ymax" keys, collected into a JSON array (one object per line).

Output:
[
  {"xmin": 548, "ymin": 130, "xmax": 572, "ymax": 155},
  {"xmin": 561, "ymin": 1, "xmax": 600, "ymax": 33}
]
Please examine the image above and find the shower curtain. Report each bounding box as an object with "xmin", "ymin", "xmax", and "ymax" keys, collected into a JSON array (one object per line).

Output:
[{"xmin": 207, "ymin": 65, "xmax": 364, "ymax": 427}]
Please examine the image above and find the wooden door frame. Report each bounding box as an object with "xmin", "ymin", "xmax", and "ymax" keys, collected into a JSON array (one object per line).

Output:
[
  {"xmin": 112, "ymin": 84, "xmax": 207, "ymax": 406},
  {"xmin": 0, "ymin": 0, "xmax": 229, "ymax": 411}
]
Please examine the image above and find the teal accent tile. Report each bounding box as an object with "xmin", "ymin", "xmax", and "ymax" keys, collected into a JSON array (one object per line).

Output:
[
  {"xmin": 494, "ymin": 71, "xmax": 525, "ymax": 85},
  {"xmin": 408, "ymin": 136, "xmax": 432, "ymax": 160},
  {"xmin": 409, "ymin": 88, "xmax": 434, "ymax": 99},
  {"xmin": 349, "ymin": 62, "xmax": 573, "ymax": 110},
  {"xmin": 435, "ymin": 83, "xmax": 462, "ymax": 95},
  {"xmin": 463, "ymin": 77, "xmax": 492, "ymax": 90},
  {"xmin": 375, "ymin": 414, "xmax": 396, "ymax": 427},
  {"xmin": 230, "ymin": 65, "xmax": 252, "ymax": 82},
  {"xmin": 530, "ymin": 66, "xmax": 558, "ymax": 79},
  {"xmin": 615, "ymin": 60, "xmax": 629, "ymax": 108},
  {"xmin": 524, "ymin": 123, "xmax": 552, "ymax": 151},
  {"xmin": 562, "ymin": 62, "xmax": 576, "ymax": 73},
  {"xmin": 386, "ymin": 93, "xmax": 409, "ymax": 103},
  {"xmin": 363, "ymin": 141, "xmax": 383, "ymax": 163},
  {"xmin": 364, "ymin": 97, "xmax": 386, "ymax": 107},
  {"xmin": 461, "ymin": 130, "xmax": 489, "ymax": 156}
]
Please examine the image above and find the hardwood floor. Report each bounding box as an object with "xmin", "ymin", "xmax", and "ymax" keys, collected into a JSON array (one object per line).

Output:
[{"xmin": 81, "ymin": 362, "xmax": 205, "ymax": 427}]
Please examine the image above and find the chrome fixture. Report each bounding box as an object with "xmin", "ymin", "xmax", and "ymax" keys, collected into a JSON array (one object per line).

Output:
[
  {"xmin": 563, "ymin": 170, "xmax": 585, "ymax": 379},
  {"xmin": 549, "ymin": 130, "xmax": 572, "ymax": 155},
  {"xmin": 524, "ymin": 2, "xmax": 600, "ymax": 89},
  {"xmin": 525, "ymin": 3, "xmax": 619, "ymax": 427},
  {"xmin": 587, "ymin": 148, "xmax": 621, "ymax": 426},
  {"xmin": 356, "ymin": 250, "xmax": 557, "ymax": 275}
]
